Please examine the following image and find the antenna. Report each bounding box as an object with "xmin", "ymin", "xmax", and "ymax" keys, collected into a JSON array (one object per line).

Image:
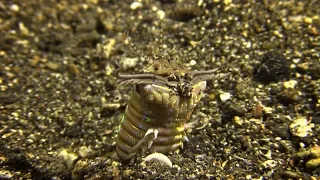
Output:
[
  {"xmin": 181, "ymin": 18, "xmax": 222, "ymax": 63},
  {"xmin": 159, "ymin": 17, "xmax": 164, "ymax": 58},
  {"xmin": 124, "ymin": 31, "xmax": 149, "ymax": 63}
]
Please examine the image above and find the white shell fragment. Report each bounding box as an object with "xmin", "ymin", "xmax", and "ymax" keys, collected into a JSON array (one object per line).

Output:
[
  {"xmin": 290, "ymin": 117, "xmax": 314, "ymax": 137},
  {"xmin": 219, "ymin": 92, "xmax": 231, "ymax": 101},
  {"xmin": 143, "ymin": 153, "xmax": 173, "ymax": 168},
  {"xmin": 190, "ymin": 60, "xmax": 197, "ymax": 66},
  {"xmin": 157, "ymin": 10, "xmax": 165, "ymax": 19},
  {"xmin": 130, "ymin": 2, "xmax": 142, "ymax": 10}
]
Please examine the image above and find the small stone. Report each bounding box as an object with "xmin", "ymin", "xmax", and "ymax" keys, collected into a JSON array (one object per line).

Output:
[
  {"xmin": 123, "ymin": 169, "xmax": 134, "ymax": 177},
  {"xmin": 0, "ymin": 170, "xmax": 13, "ymax": 179},
  {"xmin": 234, "ymin": 116, "xmax": 243, "ymax": 126},
  {"xmin": 289, "ymin": 117, "xmax": 314, "ymax": 137},
  {"xmin": 130, "ymin": 2, "xmax": 142, "ymax": 10},
  {"xmin": 190, "ymin": 60, "xmax": 196, "ymax": 66},
  {"xmin": 59, "ymin": 149, "xmax": 78, "ymax": 170},
  {"xmin": 223, "ymin": 0, "xmax": 232, "ymax": 5},
  {"xmin": 219, "ymin": 92, "xmax": 231, "ymax": 101},
  {"xmin": 101, "ymin": 103, "xmax": 120, "ymax": 111},
  {"xmin": 277, "ymin": 89, "xmax": 301, "ymax": 104},
  {"xmin": 262, "ymin": 160, "xmax": 277, "ymax": 168},
  {"xmin": 308, "ymin": 61, "xmax": 320, "ymax": 79},
  {"xmin": 101, "ymin": 103, "xmax": 121, "ymax": 117},
  {"xmin": 68, "ymin": 63, "xmax": 80, "ymax": 76},
  {"xmin": 288, "ymin": 15, "xmax": 303, "ymax": 22},
  {"xmin": 282, "ymin": 171, "xmax": 301, "ymax": 179},
  {"xmin": 46, "ymin": 62, "xmax": 60, "ymax": 71},
  {"xmin": 306, "ymin": 158, "xmax": 320, "ymax": 170},
  {"xmin": 252, "ymin": 103, "xmax": 263, "ymax": 118},
  {"xmin": 310, "ymin": 146, "xmax": 320, "ymax": 158},
  {"xmin": 221, "ymin": 101, "xmax": 246, "ymax": 117},
  {"xmin": 262, "ymin": 106, "xmax": 273, "ymax": 114},
  {"xmin": 72, "ymin": 159, "xmax": 88, "ymax": 179},
  {"xmin": 312, "ymin": 112, "xmax": 320, "ymax": 124},
  {"xmin": 30, "ymin": 55, "xmax": 41, "ymax": 67},
  {"xmin": 121, "ymin": 57, "xmax": 139, "ymax": 70},
  {"xmin": 310, "ymin": 176, "xmax": 318, "ymax": 180},
  {"xmin": 278, "ymin": 140, "xmax": 293, "ymax": 152},
  {"xmin": 254, "ymin": 51, "xmax": 290, "ymax": 84},
  {"xmin": 283, "ymin": 80, "xmax": 297, "ymax": 89},
  {"xmin": 273, "ymin": 125, "xmax": 290, "ymax": 139},
  {"xmin": 208, "ymin": 93, "xmax": 216, "ymax": 100},
  {"xmin": 19, "ymin": 22, "xmax": 30, "ymax": 36},
  {"xmin": 157, "ymin": 10, "xmax": 165, "ymax": 19},
  {"xmin": 78, "ymin": 146, "xmax": 93, "ymax": 158},
  {"xmin": 10, "ymin": 4, "xmax": 19, "ymax": 12},
  {"xmin": 304, "ymin": 17, "xmax": 313, "ymax": 24}
]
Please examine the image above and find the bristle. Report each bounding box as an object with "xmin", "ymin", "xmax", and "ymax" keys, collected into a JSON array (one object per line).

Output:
[
  {"xmin": 159, "ymin": 18, "xmax": 164, "ymax": 58},
  {"xmin": 124, "ymin": 31, "xmax": 149, "ymax": 62}
]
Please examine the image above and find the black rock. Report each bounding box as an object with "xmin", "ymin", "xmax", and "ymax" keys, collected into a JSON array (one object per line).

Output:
[{"xmin": 254, "ymin": 51, "xmax": 290, "ymax": 84}]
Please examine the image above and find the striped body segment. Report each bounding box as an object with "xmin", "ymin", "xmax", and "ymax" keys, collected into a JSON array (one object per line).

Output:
[{"xmin": 116, "ymin": 81, "xmax": 207, "ymax": 160}]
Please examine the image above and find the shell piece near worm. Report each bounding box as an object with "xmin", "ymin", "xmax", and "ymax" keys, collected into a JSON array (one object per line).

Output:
[{"xmin": 143, "ymin": 152, "xmax": 173, "ymax": 167}]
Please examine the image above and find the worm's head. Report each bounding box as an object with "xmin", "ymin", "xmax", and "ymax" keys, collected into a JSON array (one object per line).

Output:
[{"xmin": 142, "ymin": 55, "xmax": 188, "ymax": 79}]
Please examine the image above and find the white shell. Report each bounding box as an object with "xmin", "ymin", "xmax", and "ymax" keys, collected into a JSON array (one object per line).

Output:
[{"xmin": 143, "ymin": 152, "xmax": 173, "ymax": 168}]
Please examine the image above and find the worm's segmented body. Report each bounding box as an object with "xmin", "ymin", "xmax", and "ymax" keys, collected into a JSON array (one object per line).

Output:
[
  {"xmin": 116, "ymin": 80, "xmax": 206, "ymax": 160},
  {"xmin": 116, "ymin": 39, "xmax": 219, "ymax": 160}
]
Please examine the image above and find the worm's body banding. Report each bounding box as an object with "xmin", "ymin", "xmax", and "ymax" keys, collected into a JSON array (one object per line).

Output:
[
  {"xmin": 115, "ymin": 36, "xmax": 220, "ymax": 160},
  {"xmin": 116, "ymin": 80, "xmax": 206, "ymax": 160}
]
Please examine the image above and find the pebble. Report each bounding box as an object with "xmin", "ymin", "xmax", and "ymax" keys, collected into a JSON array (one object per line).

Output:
[
  {"xmin": 304, "ymin": 16, "xmax": 313, "ymax": 24},
  {"xmin": 157, "ymin": 10, "xmax": 165, "ymax": 19},
  {"xmin": 262, "ymin": 160, "xmax": 277, "ymax": 168},
  {"xmin": 254, "ymin": 51, "xmax": 290, "ymax": 84},
  {"xmin": 123, "ymin": 169, "xmax": 134, "ymax": 178},
  {"xmin": 10, "ymin": 4, "xmax": 19, "ymax": 12},
  {"xmin": 130, "ymin": 2, "xmax": 142, "ymax": 10},
  {"xmin": 68, "ymin": 63, "xmax": 80, "ymax": 76},
  {"xmin": 223, "ymin": 0, "xmax": 232, "ymax": 5},
  {"xmin": 121, "ymin": 57, "xmax": 139, "ymax": 70},
  {"xmin": 190, "ymin": 60, "xmax": 197, "ymax": 66},
  {"xmin": 19, "ymin": 22, "xmax": 30, "ymax": 36},
  {"xmin": 277, "ymin": 89, "xmax": 301, "ymax": 104},
  {"xmin": 0, "ymin": 170, "xmax": 13, "ymax": 179},
  {"xmin": 72, "ymin": 159, "xmax": 88, "ymax": 179},
  {"xmin": 101, "ymin": 103, "xmax": 120, "ymax": 111},
  {"xmin": 310, "ymin": 146, "xmax": 320, "ymax": 157},
  {"xmin": 312, "ymin": 112, "xmax": 320, "ymax": 124},
  {"xmin": 219, "ymin": 92, "xmax": 231, "ymax": 101},
  {"xmin": 289, "ymin": 117, "xmax": 314, "ymax": 137},
  {"xmin": 46, "ymin": 62, "xmax": 60, "ymax": 71},
  {"xmin": 78, "ymin": 146, "xmax": 93, "ymax": 158},
  {"xmin": 30, "ymin": 55, "xmax": 41, "ymax": 67},
  {"xmin": 283, "ymin": 80, "xmax": 297, "ymax": 89},
  {"xmin": 58, "ymin": 149, "xmax": 79, "ymax": 170},
  {"xmin": 273, "ymin": 125, "xmax": 291, "ymax": 139},
  {"xmin": 234, "ymin": 116, "xmax": 243, "ymax": 126},
  {"xmin": 252, "ymin": 103, "xmax": 263, "ymax": 118},
  {"xmin": 282, "ymin": 171, "xmax": 300, "ymax": 179}
]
